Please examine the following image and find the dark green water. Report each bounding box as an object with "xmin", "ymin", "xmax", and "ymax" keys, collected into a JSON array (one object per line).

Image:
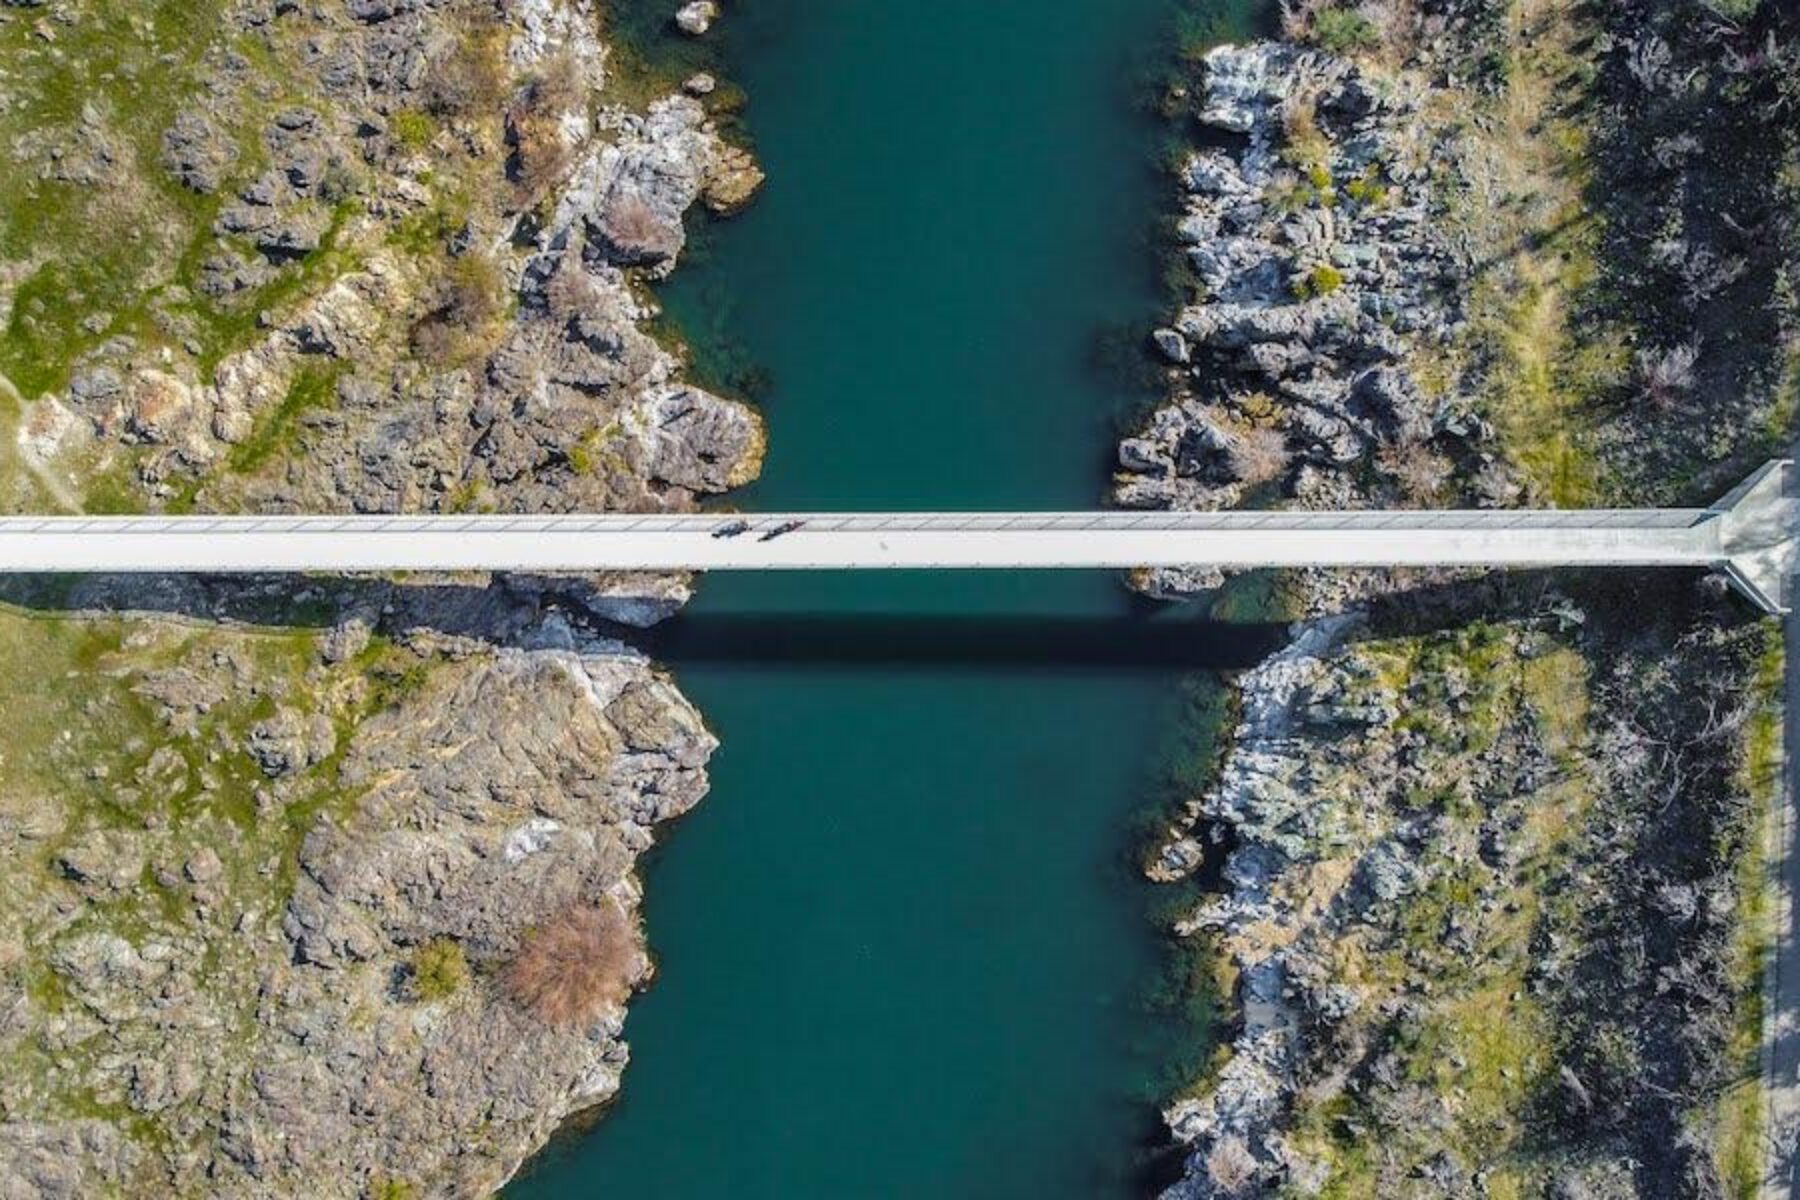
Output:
[{"xmin": 510, "ymin": 2, "xmax": 1271, "ymax": 1195}]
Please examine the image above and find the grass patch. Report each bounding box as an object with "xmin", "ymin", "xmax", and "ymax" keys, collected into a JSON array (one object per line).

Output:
[
  {"xmin": 408, "ymin": 938, "xmax": 470, "ymax": 1003},
  {"xmin": 228, "ymin": 366, "xmax": 342, "ymax": 475},
  {"xmin": 1444, "ymin": 0, "xmax": 1628, "ymax": 504},
  {"xmin": 1715, "ymin": 630, "xmax": 1783, "ymax": 1198},
  {"xmin": 1311, "ymin": 9, "xmax": 1381, "ymax": 54},
  {"xmin": 0, "ymin": 600, "xmax": 451, "ymax": 1150}
]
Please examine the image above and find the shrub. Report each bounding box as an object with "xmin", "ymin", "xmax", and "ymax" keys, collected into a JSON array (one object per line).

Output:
[
  {"xmin": 1228, "ymin": 423, "xmax": 1291, "ymax": 485},
  {"xmin": 1312, "ymin": 8, "xmax": 1380, "ymax": 54},
  {"xmin": 424, "ymin": 16, "xmax": 508, "ymax": 118},
  {"xmin": 1292, "ymin": 264, "xmax": 1346, "ymax": 300},
  {"xmin": 1344, "ymin": 167, "xmax": 1388, "ymax": 206},
  {"xmin": 408, "ymin": 938, "xmax": 468, "ymax": 1002},
  {"xmin": 390, "ymin": 110, "xmax": 435, "ymax": 151},
  {"xmin": 1205, "ymin": 1136, "xmax": 1260, "ymax": 1193},
  {"xmin": 508, "ymin": 55, "xmax": 587, "ymax": 204},
  {"xmin": 411, "ymin": 252, "xmax": 506, "ymax": 364},
  {"xmin": 504, "ymin": 899, "xmax": 643, "ymax": 1027},
  {"xmin": 1635, "ymin": 340, "xmax": 1701, "ymax": 411},
  {"xmin": 1377, "ymin": 442, "xmax": 1454, "ymax": 501},
  {"xmin": 545, "ymin": 261, "xmax": 604, "ymax": 321},
  {"xmin": 596, "ymin": 193, "xmax": 675, "ymax": 265}
]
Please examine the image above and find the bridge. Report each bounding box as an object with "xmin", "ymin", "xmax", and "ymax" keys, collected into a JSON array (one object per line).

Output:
[{"xmin": 0, "ymin": 461, "xmax": 1793, "ymax": 613}]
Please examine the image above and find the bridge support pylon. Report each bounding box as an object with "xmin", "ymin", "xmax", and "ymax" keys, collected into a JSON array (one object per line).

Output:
[{"xmin": 1715, "ymin": 459, "xmax": 1795, "ymax": 615}]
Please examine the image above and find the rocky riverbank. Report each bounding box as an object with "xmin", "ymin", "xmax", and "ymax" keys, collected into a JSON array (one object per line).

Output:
[
  {"xmin": 0, "ymin": 0, "xmax": 763, "ymax": 1194},
  {"xmin": 1131, "ymin": 3, "xmax": 1800, "ymax": 1195},
  {"xmin": 0, "ymin": 588, "xmax": 715, "ymax": 1196}
]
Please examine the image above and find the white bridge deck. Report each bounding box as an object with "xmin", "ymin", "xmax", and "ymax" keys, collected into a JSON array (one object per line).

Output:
[{"xmin": 1, "ymin": 461, "xmax": 1793, "ymax": 612}]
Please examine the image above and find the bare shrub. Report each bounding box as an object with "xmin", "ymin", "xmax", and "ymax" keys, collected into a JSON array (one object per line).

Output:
[
  {"xmin": 1635, "ymin": 340, "xmax": 1701, "ymax": 411},
  {"xmin": 504, "ymin": 899, "xmax": 644, "ymax": 1027},
  {"xmin": 1205, "ymin": 1136, "xmax": 1260, "ymax": 1195},
  {"xmin": 531, "ymin": 53, "xmax": 586, "ymax": 116},
  {"xmin": 1626, "ymin": 33, "xmax": 1673, "ymax": 90},
  {"xmin": 426, "ymin": 16, "xmax": 509, "ymax": 118},
  {"xmin": 412, "ymin": 252, "xmax": 506, "ymax": 365},
  {"xmin": 1229, "ymin": 423, "xmax": 1291, "ymax": 485},
  {"xmin": 597, "ymin": 192, "xmax": 676, "ymax": 265},
  {"xmin": 1279, "ymin": 0, "xmax": 1332, "ymax": 39},
  {"xmin": 1377, "ymin": 441, "xmax": 1453, "ymax": 502},
  {"xmin": 545, "ymin": 260, "xmax": 605, "ymax": 322},
  {"xmin": 508, "ymin": 54, "xmax": 587, "ymax": 204}
]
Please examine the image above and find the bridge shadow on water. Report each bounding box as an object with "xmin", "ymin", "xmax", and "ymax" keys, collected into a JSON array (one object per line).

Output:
[
  {"xmin": 644, "ymin": 611, "xmax": 1284, "ymax": 671},
  {"xmin": 0, "ymin": 573, "xmax": 1284, "ymax": 673}
]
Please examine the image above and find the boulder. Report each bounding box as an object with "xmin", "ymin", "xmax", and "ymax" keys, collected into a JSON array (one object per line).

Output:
[{"xmin": 674, "ymin": 1, "xmax": 717, "ymax": 35}]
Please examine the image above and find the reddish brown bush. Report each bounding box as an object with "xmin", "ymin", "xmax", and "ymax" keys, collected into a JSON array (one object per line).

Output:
[{"xmin": 504, "ymin": 899, "xmax": 644, "ymax": 1027}]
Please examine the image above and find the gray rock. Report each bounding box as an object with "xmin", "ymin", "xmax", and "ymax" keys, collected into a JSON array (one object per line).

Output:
[
  {"xmin": 1152, "ymin": 327, "xmax": 1191, "ymax": 364},
  {"xmin": 161, "ymin": 110, "xmax": 231, "ymax": 193}
]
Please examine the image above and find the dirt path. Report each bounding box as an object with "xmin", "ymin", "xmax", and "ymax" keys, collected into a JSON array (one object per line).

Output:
[{"xmin": 0, "ymin": 369, "xmax": 82, "ymax": 513}]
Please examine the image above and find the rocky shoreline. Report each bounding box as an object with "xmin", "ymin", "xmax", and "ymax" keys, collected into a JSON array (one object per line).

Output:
[
  {"xmin": 0, "ymin": 1, "xmax": 764, "ymax": 1194},
  {"xmin": 1130, "ymin": 6, "xmax": 1798, "ymax": 1195}
]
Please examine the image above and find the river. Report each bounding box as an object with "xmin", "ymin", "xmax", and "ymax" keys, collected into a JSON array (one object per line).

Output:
[{"xmin": 509, "ymin": 2, "xmax": 1272, "ymax": 1195}]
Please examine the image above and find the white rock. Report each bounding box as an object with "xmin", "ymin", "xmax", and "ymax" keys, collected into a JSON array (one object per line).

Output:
[
  {"xmin": 674, "ymin": 1, "xmax": 717, "ymax": 35},
  {"xmin": 503, "ymin": 817, "xmax": 564, "ymax": 864}
]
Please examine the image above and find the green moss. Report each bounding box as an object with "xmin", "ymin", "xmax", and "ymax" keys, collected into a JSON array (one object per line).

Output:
[
  {"xmin": 1343, "ymin": 167, "xmax": 1388, "ymax": 207},
  {"xmin": 368, "ymin": 1176, "xmax": 421, "ymax": 1200}
]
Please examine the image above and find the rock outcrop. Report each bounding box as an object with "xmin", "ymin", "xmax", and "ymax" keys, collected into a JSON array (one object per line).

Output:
[
  {"xmin": 1134, "ymin": 24, "xmax": 1790, "ymax": 1198},
  {"xmin": 1148, "ymin": 594, "xmax": 1773, "ymax": 1197},
  {"xmin": 0, "ymin": 601, "xmax": 717, "ymax": 1197},
  {"xmin": 13, "ymin": 0, "xmax": 764, "ymax": 525},
  {"xmin": 1115, "ymin": 44, "xmax": 1514, "ymax": 604},
  {"xmin": 0, "ymin": 0, "xmax": 766, "ymax": 1194}
]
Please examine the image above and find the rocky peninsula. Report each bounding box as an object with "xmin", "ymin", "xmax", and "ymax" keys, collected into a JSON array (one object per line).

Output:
[
  {"xmin": 1127, "ymin": 2, "xmax": 1798, "ymax": 1195},
  {"xmin": 0, "ymin": 0, "xmax": 761, "ymax": 1193}
]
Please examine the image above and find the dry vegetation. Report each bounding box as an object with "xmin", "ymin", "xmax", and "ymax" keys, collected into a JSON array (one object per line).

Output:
[{"xmin": 504, "ymin": 899, "xmax": 645, "ymax": 1027}]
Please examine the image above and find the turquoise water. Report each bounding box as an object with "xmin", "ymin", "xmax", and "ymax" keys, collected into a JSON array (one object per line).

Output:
[{"xmin": 510, "ymin": 2, "xmax": 1272, "ymax": 1195}]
